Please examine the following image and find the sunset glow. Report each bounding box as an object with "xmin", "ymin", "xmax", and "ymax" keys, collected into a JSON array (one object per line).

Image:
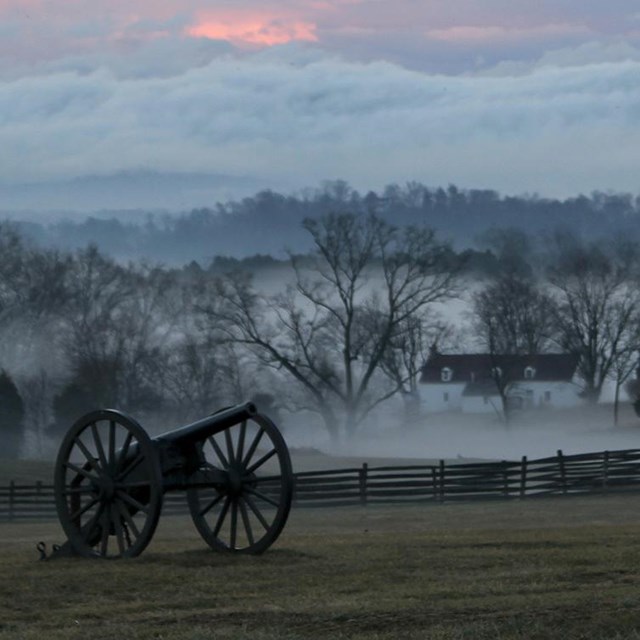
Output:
[{"xmin": 187, "ymin": 18, "xmax": 318, "ymax": 46}]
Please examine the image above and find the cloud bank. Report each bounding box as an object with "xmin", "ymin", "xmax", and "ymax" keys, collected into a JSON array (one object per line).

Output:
[{"xmin": 1, "ymin": 42, "xmax": 639, "ymax": 202}]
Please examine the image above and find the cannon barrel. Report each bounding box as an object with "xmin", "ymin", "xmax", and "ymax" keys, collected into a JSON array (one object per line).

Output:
[{"xmin": 155, "ymin": 402, "xmax": 258, "ymax": 447}]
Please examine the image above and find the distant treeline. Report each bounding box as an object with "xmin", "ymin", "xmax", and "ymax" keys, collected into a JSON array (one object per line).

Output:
[{"xmin": 8, "ymin": 181, "xmax": 640, "ymax": 263}]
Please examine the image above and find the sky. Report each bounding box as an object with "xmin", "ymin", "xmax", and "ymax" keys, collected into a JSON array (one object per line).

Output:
[{"xmin": 1, "ymin": 0, "xmax": 640, "ymax": 210}]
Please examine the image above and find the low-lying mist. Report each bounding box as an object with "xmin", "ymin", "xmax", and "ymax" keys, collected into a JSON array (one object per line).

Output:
[{"xmin": 282, "ymin": 402, "xmax": 640, "ymax": 464}]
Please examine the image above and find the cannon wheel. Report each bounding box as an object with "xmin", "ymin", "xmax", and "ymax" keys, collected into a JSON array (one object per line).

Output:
[
  {"xmin": 54, "ymin": 409, "xmax": 163, "ymax": 559},
  {"xmin": 187, "ymin": 412, "xmax": 293, "ymax": 554}
]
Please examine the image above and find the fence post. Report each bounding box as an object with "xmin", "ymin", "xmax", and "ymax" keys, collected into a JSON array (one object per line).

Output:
[
  {"xmin": 359, "ymin": 463, "xmax": 368, "ymax": 506},
  {"xmin": 557, "ymin": 449, "xmax": 567, "ymax": 495},
  {"xmin": 603, "ymin": 451, "xmax": 609, "ymax": 492},
  {"xmin": 431, "ymin": 467, "xmax": 438, "ymax": 503},
  {"xmin": 502, "ymin": 460, "xmax": 509, "ymax": 497},
  {"xmin": 291, "ymin": 474, "xmax": 297, "ymax": 507},
  {"xmin": 520, "ymin": 456, "xmax": 527, "ymax": 499},
  {"xmin": 9, "ymin": 481, "xmax": 15, "ymax": 522},
  {"xmin": 438, "ymin": 459, "xmax": 445, "ymax": 503}
]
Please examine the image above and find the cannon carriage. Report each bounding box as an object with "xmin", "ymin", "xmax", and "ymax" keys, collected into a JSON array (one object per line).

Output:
[{"xmin": 50, "ymin": 402, "xmax": 293, "ymax": 559}]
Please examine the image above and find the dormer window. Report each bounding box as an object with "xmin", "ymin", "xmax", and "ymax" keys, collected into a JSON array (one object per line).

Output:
[
  {"xmin": 441, "ymin": 367, "xmax": 453, "ymax": 382},
  {"xmin": 524, "ymin": 366, "xmax": 536, "ymax": 380}
]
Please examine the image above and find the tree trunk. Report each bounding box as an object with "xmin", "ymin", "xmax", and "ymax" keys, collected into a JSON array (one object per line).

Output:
[
  {"xmin": 344, "ymin": 406, "xmax": 358, "ymax": 442},
  {"xmin": 613, "ymin": 380, "xmax": 621, "ymax": 427},
  {"xmin": 319, "ymin": 406, "xmax": 340, "ymax": 445},
  {"xmin": 401, "ymin": 391, "xmax": 420, "ymax": 427}
]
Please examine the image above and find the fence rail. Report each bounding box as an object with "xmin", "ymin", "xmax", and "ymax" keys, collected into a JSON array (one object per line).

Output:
[{"xmin": 3, "ymin": 448, "xmax": 640, "ymax": 521}]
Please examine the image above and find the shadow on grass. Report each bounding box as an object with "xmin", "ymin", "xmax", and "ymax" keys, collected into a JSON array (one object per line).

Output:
[{"xmin": 140, "ymin": 546, "xmax": 322, "ymax": 567}]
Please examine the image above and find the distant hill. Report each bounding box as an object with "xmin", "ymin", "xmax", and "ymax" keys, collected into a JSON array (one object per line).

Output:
[{"xmin": 3, "ymin": 180, "xmax": 639, "ymax": 264}]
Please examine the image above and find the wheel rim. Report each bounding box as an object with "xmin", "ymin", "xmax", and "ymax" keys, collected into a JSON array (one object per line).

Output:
[
  {"xmin": 54, "ymin": 409, "xmax": 163, "ymax": 559},
  {"xmin": 187, "ymin": 413, "xmax": 293, "ymax": 554}
]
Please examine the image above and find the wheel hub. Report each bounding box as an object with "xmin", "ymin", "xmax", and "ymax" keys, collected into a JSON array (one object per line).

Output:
[
  {"xmin": 226, "ymin": 467, "xmax": 244, "ymax": 497},
  {"xmin": 98, "ymin": 475, "xmax": 116, "ymax": 501}
]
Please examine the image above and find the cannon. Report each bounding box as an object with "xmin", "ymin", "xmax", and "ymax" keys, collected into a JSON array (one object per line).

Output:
[{"xmin": 48, "ymin": 402, "xmax": 293, "ymax": 559}]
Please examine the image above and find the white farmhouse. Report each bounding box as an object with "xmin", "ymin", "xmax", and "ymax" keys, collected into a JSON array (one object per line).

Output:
[{"xmin": 419, "ymin": 352, "xmax": 582, "ymax": 414}]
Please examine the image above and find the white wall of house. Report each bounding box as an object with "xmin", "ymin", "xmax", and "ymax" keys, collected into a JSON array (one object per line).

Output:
[
  {"xmin": 461, "ymin": 395, "xmax": 501, "ymax": 414},
  {"xmin": 508, "ymin": 381, "xmax": 582, "ymax": 409},
  {"xmin": 420, "ymin": 383, "xmax": 466, "ymax": 413},
  {"xmin": 420, "ymin": 380, "xmax": 583, "ymax": 414}
]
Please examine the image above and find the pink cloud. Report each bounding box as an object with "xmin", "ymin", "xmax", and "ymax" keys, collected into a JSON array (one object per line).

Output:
[{"xmin": 187, "ymin": 16, "xmax": 318, "ymax": 46}]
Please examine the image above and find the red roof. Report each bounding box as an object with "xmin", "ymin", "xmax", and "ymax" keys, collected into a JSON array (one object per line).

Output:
[{"xmin": 420, "ymin": 353, "xmax": 580, "ymax": 384}]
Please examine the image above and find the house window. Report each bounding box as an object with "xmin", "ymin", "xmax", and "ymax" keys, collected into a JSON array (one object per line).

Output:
[
  {"xmin": 491, "ymin": 366, "xmax": 502, "ymax": 379},
  {"xmin": 544, "ymin": 391, "xmax": 551, "ymax": 403},
  {"xmin": 443, "ymin": 392, "xmax": 449, "ymax": 402},
  {"xmin": 524, "ymin": 366, "xmax": 536, "ymax": 379},
  {"xmin": 441, "ymin": 367, "xmax": 453, "ymax": 382}
]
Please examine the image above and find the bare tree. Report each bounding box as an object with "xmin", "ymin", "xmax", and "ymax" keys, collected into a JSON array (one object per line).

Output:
[
  {"xmin": 198, "ymin": 213, "xmax": 458, "ymax": 442},
  {"xmin": 18, "ymin": 370, "xmax": 56, "ymax": 457},
  {"xmin": 57, "ymin": 248, "xmax": 174, "ymax": 417},
  {"xmin": 0, "ymin": 226, "xmax": 71, "ymax": 376},
  {"xmin": 548, "ymin": 233, "xmax": 640, "ymax": 404},
  {"xmin": 472, "ymin": 273, "xmax": 558, "ymax": 423},
  {"xmin": 473, "ymin": 274, "xmax": 558, "ymax": 355},
  {"xmin": 611, "ymin": 344, "xmax": 640, "ymax": 426},
  {"xmin": 379, "ymin": 312, "xmax": 455, "ymax": 424}
]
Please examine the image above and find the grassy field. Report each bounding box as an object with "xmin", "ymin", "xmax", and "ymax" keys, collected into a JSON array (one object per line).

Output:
[{"xmin": 3, "ymin": 496, "xmax": 640, "ymax": 639}]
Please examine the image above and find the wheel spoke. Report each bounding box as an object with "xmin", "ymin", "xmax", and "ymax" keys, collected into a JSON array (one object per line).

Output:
[
  {"xmin": 64, "ymin": 462, "xmax": 99, "ymax": 483},
  {"xmin": 199, "ymin": 493, "xmax": 225, "ymax": 517},
  {"xmin": 90, "ymin": 423, "xmax": 109, "ymax": 470},
  {"xmin": 73, "ymin": 438, "xmax": 101, "ymax": 475},
  {"xmin": 117, "ymin": 501, "xmax": 141, "ymax": 539},
  {"xmin": 243, "ymin": 493, "xmax": 270, "ymax": 531},
  {"xmin": 245, "ymin": 486, "xmax": 280, "ymax": 508},
  {"xmin": 212, "ymin": 496, "xmax": 231, "ymax": 537},
  {"xmin": 209, "ymin": 436, "xmax": 229, "ymax": 469},
  {"xmin": 117, "ymin": 453, "xmax": 144, "ymax": 481},
  {"xmin": 242, "ymin": 429, "xmax": 264, "ymax": 468},
  {"xmin": 99, "ymin": 509, "xmax": 110, "ymax": 556},
  {"xmin": 245, "ymin": 449, "xmax": 277, "ymax": 475},
  {"xmin": 116, "ymin": 432, "xmax": 134, "ymax": 474},
  {"xmin": 112, "ymin": 504, "xmax": 126, "ymax": 554},
  {"xmin": 69, "ymin": 495, "xmax": 100, "ymax": 522},
  {"xmin": 82, "ymin": 501, "xmax": 107, "ymax": 539},
  {"xmin": 108, "ymin": 421, "xmax": 116, "ymax": 470},
  {"xmin": 238, "ymin": 498, "xmax": 254, "ymax": 547},
  {"xmin": 229, "ymin": 500, "xmax": 238, "ymax": 549},
  {"xmin": 224, "ymin": 428, "xmax": 235, "ymax": 466},
  {"xmin": 236, "ymin": 421, "xmax": 247, "ymax": 464},
  {"xmin": 116, "ymin": 490, "xmax": 149, "ymax": 515}
]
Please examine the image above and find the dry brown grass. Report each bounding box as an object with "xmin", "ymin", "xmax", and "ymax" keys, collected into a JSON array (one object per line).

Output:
[{"xmin": 3, "ymin": 496, "xmax": 640, "ymax": 639}]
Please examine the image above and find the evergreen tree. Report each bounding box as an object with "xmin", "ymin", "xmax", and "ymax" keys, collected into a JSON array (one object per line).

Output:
[{"xmin": 0, "ymin": 370, "xmax": 25, "ymax": 459}]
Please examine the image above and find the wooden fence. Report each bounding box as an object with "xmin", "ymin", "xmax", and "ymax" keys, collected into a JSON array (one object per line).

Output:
[{"xmin": 3, "ymin": 448, "xmax": 640, "ymax": 521}]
